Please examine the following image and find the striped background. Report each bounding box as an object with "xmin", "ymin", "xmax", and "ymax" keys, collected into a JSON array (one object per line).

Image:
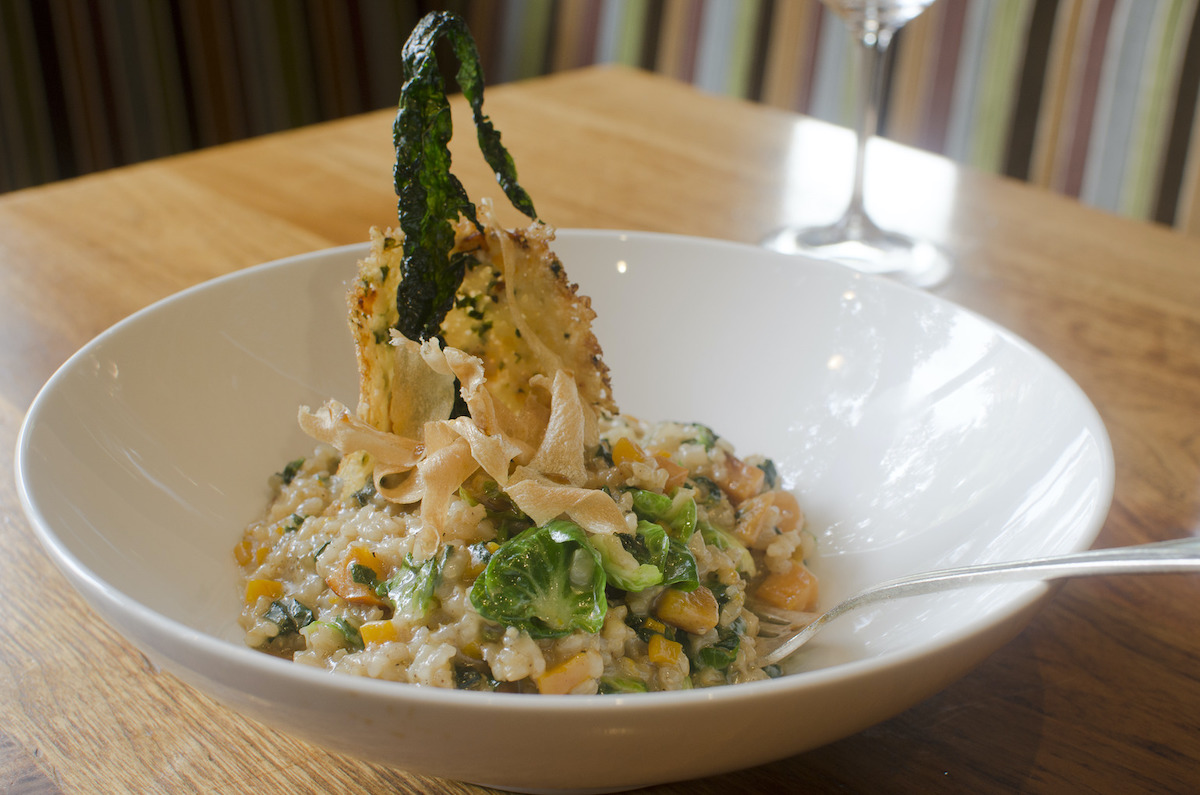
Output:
[{"xmin": 3, "ymin": 0, "xmax": 1200, "ymax": 234}]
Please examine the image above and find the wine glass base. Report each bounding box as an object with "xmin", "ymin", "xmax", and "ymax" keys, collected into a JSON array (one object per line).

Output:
[{"xmin": 762, "ymin": 223, "xmax": 952, "ymax": 289}]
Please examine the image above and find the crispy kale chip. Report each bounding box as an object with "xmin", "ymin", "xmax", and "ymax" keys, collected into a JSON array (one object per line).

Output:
[{"xmin": 393, "ymin": 10, "xmax": 538, "ymax": 341}]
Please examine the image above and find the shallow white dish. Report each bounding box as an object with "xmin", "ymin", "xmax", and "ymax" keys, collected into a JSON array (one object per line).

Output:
[{"xmin": 16, "ymin": 231, "xmax": 1112, "ymax": 793}]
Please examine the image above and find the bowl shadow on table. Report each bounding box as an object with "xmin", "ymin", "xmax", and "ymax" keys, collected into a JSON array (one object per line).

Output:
[{"xmin": 686, "ymin": 631, "xmax": 1046, "ymax": 792}]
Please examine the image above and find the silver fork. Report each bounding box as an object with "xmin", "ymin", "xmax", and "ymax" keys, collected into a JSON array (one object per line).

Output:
[{"xmin": 753, "ymin": 536, "xmax": 1200, "ymax": 667}]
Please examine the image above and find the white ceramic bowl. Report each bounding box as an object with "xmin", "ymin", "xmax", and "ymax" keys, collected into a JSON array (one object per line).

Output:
[{"xmin": 16, "ymin": 231, "xmax": 1113, "ymax": 793}]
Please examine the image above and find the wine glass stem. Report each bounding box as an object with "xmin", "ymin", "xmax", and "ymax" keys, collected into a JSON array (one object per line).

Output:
[{"xmin": 846, "ymin": 25, "xmax": 896, "ymax": 235}]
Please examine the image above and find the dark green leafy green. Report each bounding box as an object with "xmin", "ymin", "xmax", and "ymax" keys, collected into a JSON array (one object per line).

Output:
[
  {"xmin": 624, "ymin": 611, "xmax": 677, "ymax": 644},
  {"xmin": 595, "ymin": 439, "xmax": 615, "ymax": 467},
  {"xmin": 756, "ymin": 458, "xmax": 779, "ymax": 489},
  {"xmin": 691, "ymin": 475, "xmax": 724, "ymax": 508},
  {"xmin": 392, "ymin": 10, "xmax": 538, "ymax": 341},
  {"xmin": 454, "ymin": 661, "xmax": 498, "ymax": 691},
  {"xmin": 278, "ymin": 458, "xmax": 305, "ymax": 485},
  {"xmin": 708, "ymin": 580, "xmax": 733, "ymax": 608},
  {"xmin": 692, "ymin": 617, "xmax": 744, "ymax": 671},
  {"xmin": 263, "ymin": 598, "xmax": 314, "ymax": 636},
  {"xmin": 351, "ymin": 480, "xmax": 377, "ymax": 506},
  {"xmin": 351, "ymin": 562, "xmax": 379, "ymax": 587},
  {"xmin": 469, "ymin": 521, "xmax": 606, "ymax": 638}
]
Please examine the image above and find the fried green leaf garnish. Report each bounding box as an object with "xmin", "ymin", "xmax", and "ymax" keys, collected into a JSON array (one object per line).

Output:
[{"xmin": 393, "ymin": 10, "xmax": 538, "ymax": 341}]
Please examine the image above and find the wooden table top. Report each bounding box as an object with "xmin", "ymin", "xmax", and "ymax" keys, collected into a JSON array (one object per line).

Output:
[{"xmin": 3, "ymin": 65, "xmax": 1199, "ymax": 794}]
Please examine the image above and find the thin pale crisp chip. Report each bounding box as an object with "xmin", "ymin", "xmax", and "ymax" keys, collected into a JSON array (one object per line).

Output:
[
  {"xmin": 417, "ymin": 435, "xmax": 480, "ymax": 540},
  {"xmin": 376, "ymin": 466, "xmax": 422, "ymax": 504},
  {"xmin": 505, "ymin": 467, "xmax": 630, "ymax": 536},
  {"xmin": 298, "ymin": 400, "xmax": 423, "ymax": 471},
  {"xmin": 527, "ymin": 371, "xmax": 588, "ymax": 486},
  {"xmin": 445, "ymin": 416, "xmax": 527, "ymax": 486},
  {"xmin": 389, "ymin": 334, "xmax": 456, "ymax": 438}
]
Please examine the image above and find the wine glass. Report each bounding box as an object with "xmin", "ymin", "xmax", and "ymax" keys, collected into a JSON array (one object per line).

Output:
[{"xmin": 762, "ymin": 0, "xmax": 950, "ymax": 289}]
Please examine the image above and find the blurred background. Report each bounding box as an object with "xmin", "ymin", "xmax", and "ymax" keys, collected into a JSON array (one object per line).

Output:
[{"xmin": 2, "ymin": 0, "xmax": 1198, "ymax": 232}]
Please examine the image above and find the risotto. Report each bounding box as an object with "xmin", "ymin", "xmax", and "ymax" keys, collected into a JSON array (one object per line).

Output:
[
  {"xmin": 234, "ymin": 10, "xmax": 818, "ymax": 695},
  {"xmin": 235, "ymin": 214, "xmax": 819, "ymax": 694}
]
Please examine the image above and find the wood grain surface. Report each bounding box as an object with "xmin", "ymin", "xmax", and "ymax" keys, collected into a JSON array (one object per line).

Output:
[{"xmin": 3, "ymin": 66, "xmax": 1199, "ymax": 794}]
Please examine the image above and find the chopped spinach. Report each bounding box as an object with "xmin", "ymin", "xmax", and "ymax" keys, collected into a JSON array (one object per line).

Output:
[
  {"xmin": 467, "ymin": 540, "xmax": 494, "ymax": 569},
  {"xmin": 756, "ymin": 458, "xmax": 779, "ymax": 489},
  {"xmin": 623, "ymin": 611, "xmax": 677, "ymax": 644},
  {"xmin": 278, "ymin": 458, "xmax": 305, "ymax": 485},
  {"xmin": 351, "ymin": 562, "xmax": 379, "ymax": 587},
  {"xmin": 453, "ymin": 661, "xmax": 498, "ymax": 691},
  {"xmin": 351, "ymin": 480, "xmax": 377, "ymax": 506},
  {"xmin": 707, "ymin": 581, "xmax": 733, "ymax": 609},
  {"xmin": 692, "ymin": 618, "xmax": 744, "ymax": 671},
  {"xmin": 264, "ymin": 598, "xmax": 314, "ymax": 636},
  {"xmin": 690, "ymin": 475, "xmax": 723, "ymax": 507},
  {"xmin": 595, "ymin": 439, "xmax": 614, "ymax": 467}
]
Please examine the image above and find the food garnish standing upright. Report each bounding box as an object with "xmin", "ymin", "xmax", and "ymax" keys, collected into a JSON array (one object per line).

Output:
[{"xmin": 235, "ymin": 11, "xmax": 819, "ymax": 694}]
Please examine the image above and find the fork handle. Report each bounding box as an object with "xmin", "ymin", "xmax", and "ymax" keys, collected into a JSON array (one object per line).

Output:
[{"xmin": 863, "ymin": 537, "xmax": 1200, "ymax": 599}]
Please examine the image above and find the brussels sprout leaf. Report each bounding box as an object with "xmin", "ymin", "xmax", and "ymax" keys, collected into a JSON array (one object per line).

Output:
[
  {"xmin": 378, "ymin": 547, "xmax": 450, "ymax": 621},
  {"xmin": 470, "ymin": 521, "xmax": 606, "ymax": 638},
  {"xmin": 630, "ymin": 489, "xmax": 697, "ymax": 540},
  {"xmin": 590, "ymin": 520, "xmax": 699, "ymax": 593}
]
